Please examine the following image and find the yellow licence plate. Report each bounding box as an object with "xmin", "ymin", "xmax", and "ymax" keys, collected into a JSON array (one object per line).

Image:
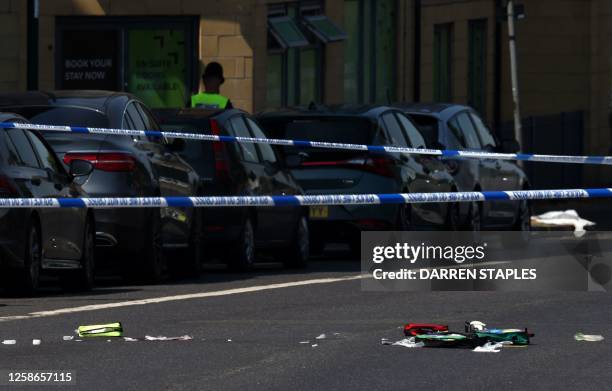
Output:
[{"xmin": 309, "ymin": 206, "xmax": 329, "ymax": 219}]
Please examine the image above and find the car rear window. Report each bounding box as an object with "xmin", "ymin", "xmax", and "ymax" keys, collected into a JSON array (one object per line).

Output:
[
  {"xmin": 2, "ymin": 106, "xmax": 110, "ymax": 145},
  {"xmin": 407, "ymin": 114, "xmax": 439, "ymax": 147},
  {"xmin": 159, "ymin": 123, "xmax": 215, "ymax": 179},
  {"xmin": 269, "ymin": 117, "xmax": 378, "ymax": 163}
]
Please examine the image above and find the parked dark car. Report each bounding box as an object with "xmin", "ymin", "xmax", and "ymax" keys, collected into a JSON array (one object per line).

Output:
[
  {"xmin": 0, "ymin": 91, "xmax": 202, "ymax": 281},
  {"xmin": 0, "ymin": 112, "xmax": 95, "ymax": 294},
  {"xmin": 154, "ymin": 108, "xmax": 309, "ymax": 270},
  {"xmin": 257, "ymin": 105, "xmax": 459, "ymax": 255},
  {"xmin": 396, "ymin": 103, "xmax": 530, "ymax": 231}
]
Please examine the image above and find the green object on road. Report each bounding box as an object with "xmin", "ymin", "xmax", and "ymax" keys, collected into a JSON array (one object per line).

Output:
[
  {"xmin": 78, "ymin": 322, "xmax": 123, "ymax": 338},
  {"xmin": 475, "ymin": 330, "xmax": 531, "ymax": 345}
]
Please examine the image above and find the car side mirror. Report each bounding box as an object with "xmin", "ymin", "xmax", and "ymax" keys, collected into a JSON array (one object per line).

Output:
[
  {"xmin": 502, "ymin": 139, "xmax": 521, "ymax": 154},
  {"xmin": 285, "ymin": 154, "xmax": 303, "ymax": 169},
  {"xmin": 429, "ymin": 140, "xmax": 446, "ymax": 151},
  {"xmin": 69, "ymin": 159, "xmax": 94, "ymax": 178},
  {"xmin": 167, "ymin": 138, "xmax": 186, "ymax": 152},
  {"xmin": 263, "ymin": 160, "xmax": 280, "ymax": 176}
]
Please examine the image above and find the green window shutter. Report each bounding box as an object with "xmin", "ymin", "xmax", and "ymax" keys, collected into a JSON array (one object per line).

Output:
[
  {"xmin": 468, "ymin": 19, "xmax": 487, "ymax": 116},
  {"xmin": 434, "ymin": 23, "xmax": 452, "ymax": 102}
]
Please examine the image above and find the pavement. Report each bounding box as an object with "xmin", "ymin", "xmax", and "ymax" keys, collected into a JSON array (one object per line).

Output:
[{"xmin": 0, "ymin": 249, "xmax": 611, "ymax": 391}]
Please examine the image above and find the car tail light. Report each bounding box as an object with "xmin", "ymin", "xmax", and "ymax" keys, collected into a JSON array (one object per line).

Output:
[
  {"xmin": 301, "ymin": 157, "xmax": 395, "ymax": 178},
  {"xmin": 63, "ymin": 152, "xmax": 135, "ymax": 172},
  {"xmin": 0, "ymin": 175, "xmax": 18, "ymax": 196},
  {"xmin": 210, "ymin": 119, "xmax": 230, "ymax": 182}
]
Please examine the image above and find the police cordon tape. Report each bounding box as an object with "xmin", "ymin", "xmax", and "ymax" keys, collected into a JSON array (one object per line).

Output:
[
  {"xmin": 0, "ymin": 188, "xmax": 610, "ymax": 209},
  {"xmin": 1, "ymin": 122, "xmax": 611, "ymax": 166}
]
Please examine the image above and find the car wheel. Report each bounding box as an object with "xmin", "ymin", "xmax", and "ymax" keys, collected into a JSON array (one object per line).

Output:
[
  {"xmin": 170, "ymin": 211, "xmax": 203, "ymax": 278},
  {"xmin": 61, "ymin": 217, "xmax": 95, "ymax": 291},
  {"xmin": 9, "ymin": 220, "xmax": 42, "ymax": 296},
  {"xmin": 395, "ymin": 204, "xmax": 412, "ymax": 231},
  {"xmin": 127, "ymin": 211, "xmax": 165, "ymax": 283},
  {"xmin": 516, "ymin": 199, "xmax": 531, "ymax": 232},
  {"xmin": 465, "ymin": 201, "xmax": 482, "ymax": 231},
  {"xmin": 228, "ymin": 217, "xmax": 255, "ymax": 271},
  {"xmin": 277, "ymin": 216, "xmax": 309, "ymax": 269},
  {"xmin": 446, "ymin": 202, "xmax": 461, "ymax": 230}
]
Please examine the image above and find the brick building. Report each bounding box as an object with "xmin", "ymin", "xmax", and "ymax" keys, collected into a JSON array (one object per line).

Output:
[{"xmin": 0, "ymin": 0, "xmax": 610, "ymax": 185}]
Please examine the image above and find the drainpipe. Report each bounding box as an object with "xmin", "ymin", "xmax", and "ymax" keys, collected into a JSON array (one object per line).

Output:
[
  {"xmin": 413, "ymin": 0, "xmax": 421, "ymax": 102},
  {"xmin": 494, "ymin": 0, "xmax": 502, "ymax": 134},
  {"xmin": 27, "ymin": 0, "xmax": 39, "ymax": 90},
  {"xmin": 507, "ymin": 0, "xmax": 522, "ymax": 146}
]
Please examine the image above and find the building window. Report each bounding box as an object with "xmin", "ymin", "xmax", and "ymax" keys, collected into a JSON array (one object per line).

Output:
[
  {"xmin": 56, "ymin": 17, "xmax": 198, "ymax": 108},
  {"xmin": 433, "ymin": 23, "xmax": 453, "ymax": 102},
  {"xmin": 468, "ymin": 19, "xmax": 487, "ymax": 116},
  {"xmin": 343, "ymin": 0, "xmax": 396, "ymax": 104},
  {"xmin": 266, "ymin": 2, "xmax": 344, "ymax": 108}
]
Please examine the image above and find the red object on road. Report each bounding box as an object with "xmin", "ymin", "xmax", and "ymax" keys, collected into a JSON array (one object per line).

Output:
[{"xmin": 403, "ymin": 323, "xmax": 449, "ymax": 336}]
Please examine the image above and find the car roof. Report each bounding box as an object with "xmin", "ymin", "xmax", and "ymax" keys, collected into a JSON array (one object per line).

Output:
[
  {"xmin": 153, "ymin": 108, "xmax": 248, "ymax": 125},
  {"xmin": 0, "ymin": 90, "xmax": 133, "ymax": 112},
  {"xmin": 257, "ymin": 104, "xmax": 395, "ymax": 119},
  {"xmin": 394, "ymin": 103, "xmax": 471, "ymax": 120},
  {"xmin": 0, "ymin": 112, "xmax": 28, "ymax": 123}
]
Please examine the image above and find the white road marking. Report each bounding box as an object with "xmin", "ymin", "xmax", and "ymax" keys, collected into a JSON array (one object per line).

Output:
[{"xmin": 0, "ymin": 275, "xmax": 366, "ymax": 323}]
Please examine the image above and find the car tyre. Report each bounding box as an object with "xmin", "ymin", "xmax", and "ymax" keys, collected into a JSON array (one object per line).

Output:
[
  {"xmin": 276, "ymin": 216, "xmax": 309, "ymax": 269},
  {"xmin": 126, "ymin": 211, "xmax": 165, "ymax": 284},
  {"xmin": 60, "ymin": 217, "xmax": 95, "ymax": 291},
  {"xmin": 7, "ymin": 220, "xmax": 42, "ymax": 296},
  {"xmin": 170, "ymin": 211, "xmax": 203, "ymax": 278},
  {"xmin": 228, "ymin": 217, "xmax": 255, "ymax": 272},
  {"xmin": 446, "ymin": 202, "xmax": 461, "ymax": 230}
]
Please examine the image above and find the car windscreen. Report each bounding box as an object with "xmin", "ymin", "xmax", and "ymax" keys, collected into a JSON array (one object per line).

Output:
[
  {"xmin": 159, "ymin": 123, "xmax": 215, "ymax": 179},
  {"xmin": 406, "ymin": 114, "xmax": 439, "ymax": 148},
  {"xmin": 271, "ymin": 118, "xmax": 378, "ymax": 163},
  {"xmin": 2, "ymin": 106, "xmax": 110, "ymax": 146}
]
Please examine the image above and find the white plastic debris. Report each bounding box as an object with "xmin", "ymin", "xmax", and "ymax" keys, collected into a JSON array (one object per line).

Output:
[
  {"xmin": 144, "ymin": 335, "xmax": 193, "ymax": 341},
  {"xmin": 123, "ymin": 337, "xmax": 138, "ymax": 342},
  {"xmin": 311, "ymin": 344, "xmax": 318, "ymax": 347},
  {"xmin": 32, "ymin": 339, "xmax": 41, "ymax": 345},
  {"xmin": 469, "ymin": 321, "xmax": 486, "ymax": 331},
  {"xmin": 391, "ymin": 337, "xmax": 424, "ymax": 348},
  {"xmin": 299, "ymin": 341, "xmax": 310, "ymax": 344},
  {"xmin": 574, "ymin": 333, "xmax": 604, "ymax": 342},
  {"xmin": 473, "ymin": 342, "xmax": 503, "ymax": 353},
  {"xmin": 2, "ymin": 340, "xmax": 16, "ymax": 345},
  {"xmin": 531, "ymin": 210, "xmax": 595, "ymax": 237},
  {"xmin": 63, "ymin": 336, "xmax": 74, "ymax": 341},
  {"xmin": 315, "ymin": 333, "xmax": 326, "ymax": 340},
  {"xmin": 226, "ymin": 339, "xmax": 232, "ymax": 342}
]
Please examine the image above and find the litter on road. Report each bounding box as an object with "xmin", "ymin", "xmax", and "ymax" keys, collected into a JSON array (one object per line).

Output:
[
  {"xmin": 144, "ymin": 335, "xmax": 193, "ymax": 341},
  {"xmin": 574, "ymin": 333, "xmax": 604, "ymax": 342},
  {"xmin": 315, "ymin": 333, "xmax": 327, "ymax": 340},
  {"xmin": 531, "ymin": 210, "xmax": 595, "ymax": 236},
  {"xmin": 32, "ymin": 339, "xmax": 41, "ymax": 345},
  {"xmin": 77, "ymin": 322, "xmax": 123, "ymax": 338},
  {"xmin": 473, "ymin": 342, "xmax": 504, "ymax": 353},
  {"xmin": 391, "ymin": 337, "xmax": 424, "ymax": 348},
  {"xmin": 2, "ymin": 340, "xmax": 16, "ymax": 345}
]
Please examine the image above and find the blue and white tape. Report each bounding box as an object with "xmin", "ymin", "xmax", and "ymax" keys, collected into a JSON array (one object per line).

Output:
[
  {"xmin": 0, "ymin": 188, "xmax": 610, "ymax": 209},
  {"xmin": 2, "ymin": 122, "xmax": 611, "ymax": 166}
]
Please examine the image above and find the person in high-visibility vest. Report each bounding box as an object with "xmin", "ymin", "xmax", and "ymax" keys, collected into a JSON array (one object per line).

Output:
[{"xmin": 191, "ymin": 62, "xmax": 233, "ymax": 109}]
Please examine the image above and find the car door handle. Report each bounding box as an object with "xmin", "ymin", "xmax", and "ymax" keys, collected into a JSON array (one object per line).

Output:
[{"xmin": 31, "ymin": 178, "xmax": 41, "ymax": 186}]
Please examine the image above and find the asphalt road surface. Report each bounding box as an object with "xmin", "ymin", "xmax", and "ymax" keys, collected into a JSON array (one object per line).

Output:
[{"xmin": 0, "ymin": 251, "xmax": 611, "ymax": 391}]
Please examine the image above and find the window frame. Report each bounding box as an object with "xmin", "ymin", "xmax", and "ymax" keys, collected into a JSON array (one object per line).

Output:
[{"xmin": 266, "ymin": 2, "xmax": 325, "ymax": 107}]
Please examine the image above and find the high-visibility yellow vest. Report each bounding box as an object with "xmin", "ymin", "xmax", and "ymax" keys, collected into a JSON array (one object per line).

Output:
[{"xmin": 191, "ymin": 92, "xmax": 230, "ymax": 109}]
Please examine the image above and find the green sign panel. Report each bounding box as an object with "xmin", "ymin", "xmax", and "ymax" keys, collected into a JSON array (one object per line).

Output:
[{"xmin": 127, "ymin": 29, "xmax": 187, "ymax": 108}]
